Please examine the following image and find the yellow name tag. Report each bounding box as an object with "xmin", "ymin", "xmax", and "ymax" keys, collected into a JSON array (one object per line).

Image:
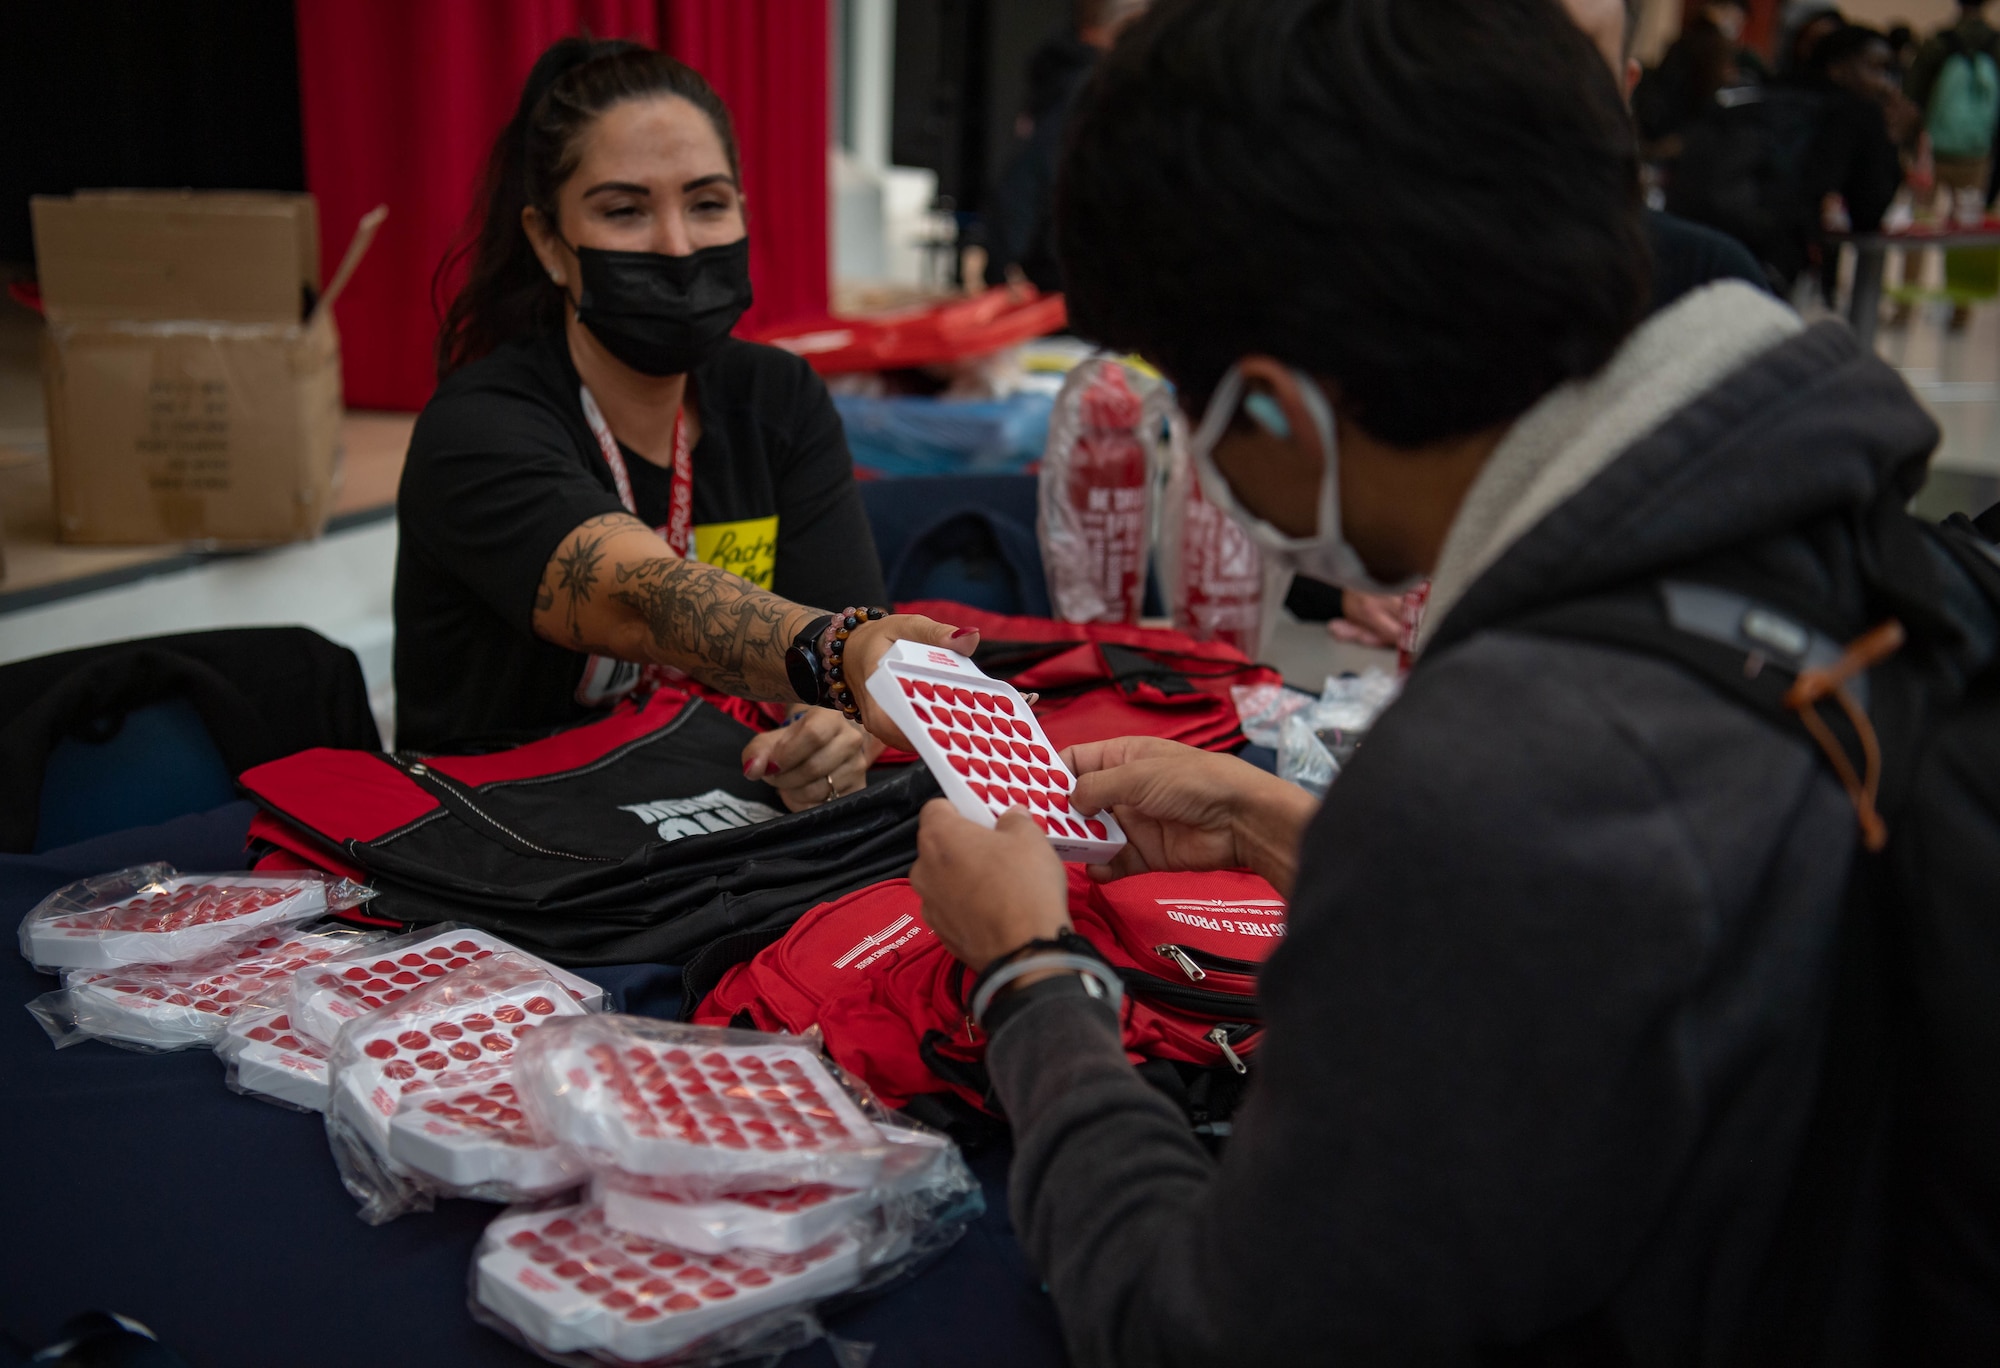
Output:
[{"xmin": 693, "ymin": 515, "xmax": 779, "ymax": 589}]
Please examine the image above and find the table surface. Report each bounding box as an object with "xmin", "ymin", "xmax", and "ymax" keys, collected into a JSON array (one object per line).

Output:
[{"xmin": 0, "ymin": 803, "xmax": 1068, "ymax": 1367}]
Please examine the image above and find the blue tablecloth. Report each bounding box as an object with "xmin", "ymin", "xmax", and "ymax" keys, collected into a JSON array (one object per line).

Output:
[{"xmin": 0, "ymin": 804, "xmax": 1066, "ymax": 1367}]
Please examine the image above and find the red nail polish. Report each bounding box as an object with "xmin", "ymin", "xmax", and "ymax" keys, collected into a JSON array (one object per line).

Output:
[{"xmin": 950, "ymin": 628, "xmax": 977, "ymax": 640}]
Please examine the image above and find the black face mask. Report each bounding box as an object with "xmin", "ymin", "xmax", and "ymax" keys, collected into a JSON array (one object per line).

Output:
[{"xmin": 568, "ymin": 237, "xmax": 753, "ymax": 377}]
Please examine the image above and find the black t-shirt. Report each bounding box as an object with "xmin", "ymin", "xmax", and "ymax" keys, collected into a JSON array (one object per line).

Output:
[{"xmin": 394, "ymin": 331, "xmax": 886, "ymax": 752}]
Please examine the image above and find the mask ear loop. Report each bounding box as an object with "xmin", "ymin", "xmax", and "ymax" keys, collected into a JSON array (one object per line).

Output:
[
  {"xmin": 1287, "ymin": 366, "xmax": 1341, "ymax": 546},
  {"xmin": 1189, "ymin": 364, "xmax": 1263, "ymax": 526}
]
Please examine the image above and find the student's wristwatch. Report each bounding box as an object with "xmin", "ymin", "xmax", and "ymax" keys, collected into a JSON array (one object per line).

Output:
[{"xmin": 785, "ymin": 614, "xmax": 837, "ymax": 707}]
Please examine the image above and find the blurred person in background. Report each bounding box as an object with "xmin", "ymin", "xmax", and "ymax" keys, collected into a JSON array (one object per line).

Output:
[
  {"xmin": 1801, "ymin": 26, "xmax": 1915, "ymax": 243},
  {"xmin": 981, "ymin": 0, "xmax": 1151, "ymax": 290},
  {"xmin": 1634, "ymin": 0, "xmax": 1765, "ymax": 157},
  {"xmin": 1779, "ymin": 2, "xmax": 1846, "ymax": 75},
  {"xmin": 1906, "ymin": 0, "xmax": 2000, "ymax": 218}
]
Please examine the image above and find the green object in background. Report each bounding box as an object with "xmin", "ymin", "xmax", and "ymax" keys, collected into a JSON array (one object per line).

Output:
[{"xmin": 1945, "ymin": 246, "xmax": 2000, "ymax": 302}]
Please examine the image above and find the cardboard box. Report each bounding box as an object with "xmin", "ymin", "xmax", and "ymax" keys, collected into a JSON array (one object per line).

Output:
[{"xmin": 32, "ymin": 192, "xmax": 382, "ymax": 545}]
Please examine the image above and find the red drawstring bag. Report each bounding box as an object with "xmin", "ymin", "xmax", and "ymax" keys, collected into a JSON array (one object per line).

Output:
[{"xmin": 695, "ymin": 865, "xmax": 1287, "ymax": 1118}]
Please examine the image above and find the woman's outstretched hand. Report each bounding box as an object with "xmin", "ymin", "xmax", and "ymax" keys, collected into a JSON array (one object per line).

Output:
[
  {"xmin": 840, "ymin": 615, "xmax": 979, "ymax": 750},
  {"xmin": 1066, "ymin": 736, "xmax": 1319, "ymax": 895}
]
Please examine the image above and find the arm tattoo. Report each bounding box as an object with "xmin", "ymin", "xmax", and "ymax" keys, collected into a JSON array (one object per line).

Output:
[
  {"xmin": 538, "ymin": 513, "xmax": 643, "ymax": 644},
  {"xmin": 611, "ymin": 556, "xmax": 808, "ymax": 699},
  {"xmin": 554, "ymin": 532, "xmax": 608, "ymax": 645}
]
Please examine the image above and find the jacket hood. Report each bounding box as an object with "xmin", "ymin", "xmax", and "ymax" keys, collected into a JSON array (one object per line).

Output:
[{"xmin": 1423, "ymin": 291, "xmax": 1939, "ymax": 656}]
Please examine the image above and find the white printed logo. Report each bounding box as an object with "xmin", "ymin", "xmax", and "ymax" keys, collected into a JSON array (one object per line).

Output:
[
  {"xmin": 833, "ymin": 913, "xmax": 929, "ymax": 972},
  {"xmin": 1154, "ymin": 896, "xmax": 1287, "ymax": 939},
  {"xmin": 620, "ymin": 790, "xmax": 783, "ymax": 843}
]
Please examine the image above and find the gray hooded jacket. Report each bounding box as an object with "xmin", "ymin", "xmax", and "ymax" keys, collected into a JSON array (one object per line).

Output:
[{"xmin": 987, "ymin": 283, "xmax": 1941, "ymax": 1365}]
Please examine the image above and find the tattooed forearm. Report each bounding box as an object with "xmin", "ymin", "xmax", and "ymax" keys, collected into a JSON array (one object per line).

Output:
[{"xmin": 610, "ymin": 557, "xmax": 812, "ymax": 699}]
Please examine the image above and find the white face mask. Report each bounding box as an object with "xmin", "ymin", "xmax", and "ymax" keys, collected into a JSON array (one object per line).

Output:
[{"xmin": 1187, "ymin": 362, "xmax": 1420, "ymax": 596}]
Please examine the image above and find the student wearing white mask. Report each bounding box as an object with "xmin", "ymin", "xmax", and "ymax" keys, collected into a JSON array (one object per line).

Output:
[{"xmin": 906, "ymin": 0, "xmax": 1951, "ymax": 1361}]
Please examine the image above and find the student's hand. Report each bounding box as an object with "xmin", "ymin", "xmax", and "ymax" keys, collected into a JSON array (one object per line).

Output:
[
  {"xmin": 742, "ymin": 707, "xmax": 870, "ymax": 811},
  {"xmin": 1330, "ymin": 589, "xmax": 1404, "ymax": 649},
  {"xmin": 910, "ymin": 800, "xmax": 1070, "ymax": 972},
  {"xmin": 841, "ymin": 614, "xmax": 981, "ymax": 749},
  {"xmin": 1066, "ymin": 737, "xmax": 1319, "ymax": 895}
]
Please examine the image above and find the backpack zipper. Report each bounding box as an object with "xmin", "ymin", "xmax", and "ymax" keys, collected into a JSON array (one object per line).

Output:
[
  {"xmin": 1206, "ymin": 1023, "xmax": 1252, "ymax": 1074},
  {"xmin": 1119, "ymin": 970, "xmax": 1259, "ymax": 1017},
  {"xmin": 1154, "ymin": 943, "xmax": 1262, "ymax": 981},
  {"xmin": 395, "ymin": 758, "xmax": 609, "ymax": 863}
]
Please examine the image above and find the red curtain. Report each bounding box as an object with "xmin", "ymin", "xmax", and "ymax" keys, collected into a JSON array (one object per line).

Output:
[
  {"xmin": 667, "ymin": 2, "xmax": 830, "ymax": 349},
  {"xmin": 295, "ymin": 0, "xmax": 830, "ymax": 413}
]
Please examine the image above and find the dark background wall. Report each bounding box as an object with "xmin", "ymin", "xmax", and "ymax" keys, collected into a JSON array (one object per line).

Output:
[
  {"xmin": 0, "ymin": 0, "xmax": 305, "ymax": 264},
  {"xmin": 891, "ymin": 0, "xmax": 1071, "ymax": 216}
]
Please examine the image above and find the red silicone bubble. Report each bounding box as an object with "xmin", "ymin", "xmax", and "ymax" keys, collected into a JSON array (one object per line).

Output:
[
  {"xmin": 993, "ymin": 694, "xmax": 1016, "ymax": 714},
  {"xmin": 971, "ymin": 735, "xmax": 993, "ymax": 756},
  {"xmin": 912, "ymin": 704, "xmax": 932, "ymax": 724},
  {"xmin": 397, "ymin": 1030, "xmax": 430, "ymax": 1051},
  {"xmin": 415, "ymin": 1051, "xmax": 449, "ymax": 1071},
  {"xmin": 969, "ymin": 757, "xmax": 991, "ymax": 779},
  {"xmin": 915, "ymin": 680, "xmax": 937, "ymax": 701},
  {"xmin": 364, "ymin": 1038, "xmax": 397, "ymax": 1059},
  {"xmin": 973, "ymin": 714, "xmax": 995, "ymax": 734},
  {"xmin": 1029, "ymin": 790, "xmax": 1051, "ymax": 811},
  {"xmin": 1029, "ymin": 813, "xmax": 1049, "ymax": 832},
  {"xmin": 524, "ymin": 996, "xmax": 556, "ymax": 1016},
  {"xmin": 1087, "ymin": 819, "xmax": 1108, "ymax": 839},
  {"xmin": 449, "ymin": 1041, "xmax": 480, "ymax": 1061},
  {"xmin": 899, "ymin": 678, "xmax": 916, "ymax": 697},
  {"xmin": 1007, "ymin": 786, "xmax": 1031, "ymax": 807},
  {"xmin": 928, "ymin": 728, "xmax": 952, "ymax": 750},
  {"xmin": 1030, "ymin": 744, "xmax": 1050, "ymax": 763},
  {"xmin": 948, "ymin": 754, "xmax": 971, "ymax": 775}
]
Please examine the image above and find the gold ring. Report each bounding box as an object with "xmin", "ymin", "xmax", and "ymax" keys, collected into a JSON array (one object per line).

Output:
[{"xmin": 826, "ymin": 775, "xmax": 839, "ymax": 802}]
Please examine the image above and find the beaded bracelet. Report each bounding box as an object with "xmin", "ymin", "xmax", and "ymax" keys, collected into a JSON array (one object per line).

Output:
[{"xmin": 821, "ymin": 605, "xmax": 887, "ymax": 720}]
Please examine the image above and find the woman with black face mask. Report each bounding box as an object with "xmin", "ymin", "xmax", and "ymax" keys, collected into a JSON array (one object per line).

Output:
[{"xmin": 397, "ymin": 38, "xmax": 968, "ymax": 797}]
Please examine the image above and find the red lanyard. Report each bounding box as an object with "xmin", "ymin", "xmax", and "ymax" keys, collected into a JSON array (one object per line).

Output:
[
  {"xmin": 573, "ymin": 386, "xmax": 694, "ymax": 707},
  {"xmin": 580, "ymin": 384, "xmax": 693, "ymax": 556}
]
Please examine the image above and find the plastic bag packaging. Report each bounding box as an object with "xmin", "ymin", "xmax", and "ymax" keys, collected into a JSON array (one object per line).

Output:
[
  {"xmin": 1275, "ymin": 669, "xmax": 1403, "ymax": 796},
  {"xmin": 472, "ymin": 1199, "xmax": 856, "ymax": 1366},
  {"xmin": 471, "ymin": 1105, "xmax": 979, "ymax": 1366},
  {"xmin": 591, "ymin": 1124, "xmax": 955, "ymax": 1256},
  {"xmin": 1157, "ymin": 415, "xmax": 1284, "ymax": 657},
  {"xmin": 1277, "ymin": 712, "xmax": 1339, "ymax": 798},
  {"xmin": 324, "ymin": 951, "xmax": 597, "ymax": 1224},
  {"xmin": 18, "ymin": 864, "xmax": 375, "ymax": 973},
  {"xmin": 1038, "ymin": 356, "xmax": 1175, "ymax": 625},
  {"xmin": 513, "ymin": 1017, "xmax": 902, "ymax": 1201},
  {"xmin": 291, "ymin": 923, "xmax": 607, "ymax": 1045},
  {"xmin": 27, "ymin": 928, "xmax": 374, "ymax": 1053},
  {"xmin": 1230, "ymin": 682, "xmax": 1316, "ymax": 749},
  {"xmin": 215, "ymin": 986, "xmax": 336, "ymax": 1112}
]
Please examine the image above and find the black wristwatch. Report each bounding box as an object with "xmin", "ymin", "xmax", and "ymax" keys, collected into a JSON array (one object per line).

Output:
[{"xmin": 785, "ymin": 614, "xmax": 836, "ymax": 707}]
